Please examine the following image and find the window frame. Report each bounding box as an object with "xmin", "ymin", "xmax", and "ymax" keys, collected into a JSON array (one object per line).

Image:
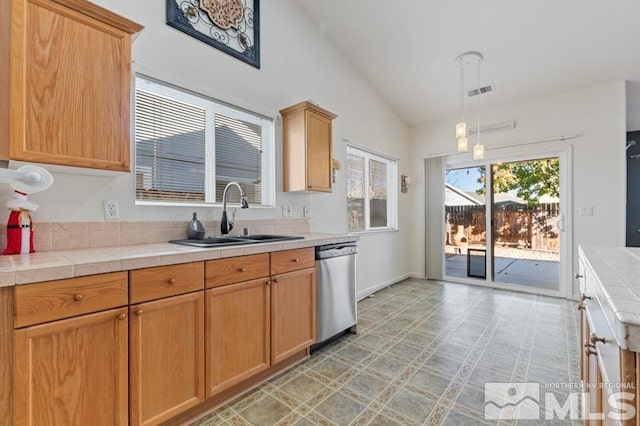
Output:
[
  {"xmin": 346, "ymin": 145, "xmax": 399, "ymax": 233},
  {"xmin": 133, "ymin": 75, "xmax": 276, "ymax": 208}
]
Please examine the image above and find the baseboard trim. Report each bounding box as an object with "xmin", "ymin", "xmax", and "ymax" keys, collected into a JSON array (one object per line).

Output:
[{"xmin": 357, "ymin": 273, "xmax": 411, "ymax": 301}]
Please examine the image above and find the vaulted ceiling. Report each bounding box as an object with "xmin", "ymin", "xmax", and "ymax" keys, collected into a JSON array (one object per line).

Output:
[{"xmin": 296, "ymin": 1, "xmax": 640, "ymax": 126}]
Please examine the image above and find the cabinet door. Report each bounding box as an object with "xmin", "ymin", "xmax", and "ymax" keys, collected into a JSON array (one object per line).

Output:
[
  {"xmin": 130, "ymin": 292, "xmax": 205, "ymax": 426},
  {"xmin": 305, "ymin": 111, "xmax": 332, "ymax": 192},
  {"xmin": 206, "ymin": 279, "xmax": 270, "ymax": 397},
  {"xmin": 10, "ymin": 0, "xmax": 141, "ymax": 171},
  {"xmin": 14, "ymin": 308, "xmax": 128, "ymax": 426},
  {"xmin": 271, "ymin": 268, "xmax": 316, "ymax": 364}
]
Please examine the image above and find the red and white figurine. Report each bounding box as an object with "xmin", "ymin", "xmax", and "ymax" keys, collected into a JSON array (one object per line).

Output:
[{"xmin": 0, "ymin": 165, "xmax": 53, "ymax": 255}]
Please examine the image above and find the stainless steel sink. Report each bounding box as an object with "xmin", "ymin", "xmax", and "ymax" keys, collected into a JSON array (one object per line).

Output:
[
  {"xmin": 169, "ymin": 234, "xmax": 304, "ymax": 248},
  {"xmin": 233, "ymin": 234, "xmax": 304, "ymax": 242}
]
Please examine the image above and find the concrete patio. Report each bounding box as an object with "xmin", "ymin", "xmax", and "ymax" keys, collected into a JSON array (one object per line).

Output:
[{"xmin": 445, "ymin": 253, "xmax": 560, "ymax": 290}]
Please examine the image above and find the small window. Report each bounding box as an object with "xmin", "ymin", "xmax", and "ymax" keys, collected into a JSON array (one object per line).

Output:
[
  {"xmin": 346, "ymin": 146, "xmax": 398, "ymax": 232},
  {"xmin": 134, "ymin": 76, "xmax": 275, "ymax": 206}
]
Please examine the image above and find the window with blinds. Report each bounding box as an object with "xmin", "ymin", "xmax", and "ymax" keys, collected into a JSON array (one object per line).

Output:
[
  {"xmin": 134, "ymin": 76, "xmax": 275, "ymax": 206},
  {"xmin": 346, "ymin": 146, "xmax": 398, "ymax": 231}
]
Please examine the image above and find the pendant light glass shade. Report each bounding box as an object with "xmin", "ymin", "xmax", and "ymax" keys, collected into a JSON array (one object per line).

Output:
[
  {"xmin": 455, "ymin": 122, "xmax": 466, "ymax": 139},
  {"xmin": 457, "ymin": 137, "xmax": 468, "ymax": 152},
  {"xmin": 473, "ymin": 141, "xmax": 484, "ymax": 160}
]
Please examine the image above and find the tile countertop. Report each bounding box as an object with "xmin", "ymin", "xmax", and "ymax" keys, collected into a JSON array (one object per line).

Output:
[
  {"xmin": 0, "ymin": 233, "xmax": 359, "ymax": 287},
  {"xmin": 579, "ymin": 245, "xmax": 640, "ymax": 351}
]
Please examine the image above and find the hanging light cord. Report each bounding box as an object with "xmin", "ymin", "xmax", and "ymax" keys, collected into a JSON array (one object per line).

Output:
[
  {"xmin": 460, "ymin": 60, "xmax": 464, "ymax": 123},
  {"xmin": 476, "ymin": 57, "xmax": 480, "ymax": 146}
]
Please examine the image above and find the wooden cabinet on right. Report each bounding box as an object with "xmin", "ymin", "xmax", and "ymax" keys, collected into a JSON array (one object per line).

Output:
[
  {"xmin": 205, "ymin": 278, "xmax": 271, "ymax": 397},
  {"xmin": 1, "ymin": 0, "xmax": 143, "ymax": 171},
  {"xmin": 280, "ymin": 101, "xmax": 337, "ymax": 192},
  {"xmin": 270, "ymin": 265, "xmax": 316, "ymax": 364},
  {"xmin": 129, "ymin": 263, "xmax": 205, "ymax": 426}
]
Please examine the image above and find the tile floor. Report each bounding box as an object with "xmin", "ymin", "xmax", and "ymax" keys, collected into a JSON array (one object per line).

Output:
[{"xmin": 191, "ymin": 279, "xmax": 580, "ymax": 425}]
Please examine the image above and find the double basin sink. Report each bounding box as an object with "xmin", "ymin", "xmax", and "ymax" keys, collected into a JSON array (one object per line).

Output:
[{"xmin": 169, "ymin": 234, "xmax": 304, "ymax": 248}]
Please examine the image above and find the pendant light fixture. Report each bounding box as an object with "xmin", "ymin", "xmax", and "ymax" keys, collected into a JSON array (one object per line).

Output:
[
  {"xmin": 473, "ymin": 51, "xmax": 484, "ymax": 160},
  {"xmin": 454, "ymin": 52, "xmax": 483, "ymax": 158},
  {"xmin": 455, "ymin": 55, "xmax": 467, "ymax": 151}
]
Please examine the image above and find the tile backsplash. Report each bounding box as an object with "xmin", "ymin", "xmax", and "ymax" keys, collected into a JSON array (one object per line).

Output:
[{"xmin": 0, "ymin": 219, "xmax": 310, "ymax": 252}]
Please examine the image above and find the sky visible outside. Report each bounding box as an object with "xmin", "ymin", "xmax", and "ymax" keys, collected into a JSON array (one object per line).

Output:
[{"xmin": 445, "ymin": 166, "xmax": 484, "ymax": 193}]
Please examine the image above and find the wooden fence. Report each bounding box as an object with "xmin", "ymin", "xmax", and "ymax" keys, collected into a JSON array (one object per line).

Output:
[{"xmin": 445, "ymin": 203, "xmax": 560, "ymax": 252}]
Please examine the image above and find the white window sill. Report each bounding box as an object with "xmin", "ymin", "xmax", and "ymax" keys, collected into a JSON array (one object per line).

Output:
[
  {"xmin": 348, "ymin": 227, "xmax": 399, "ymax": 236},
  {"xmin": 135, "ymin": 200, "xmax": 276, "ymax": 209}
]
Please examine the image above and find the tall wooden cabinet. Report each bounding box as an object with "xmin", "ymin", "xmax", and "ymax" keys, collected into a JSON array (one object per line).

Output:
[
  {"xmin": 129, "ymin": 263, "xmax": 205, "ymax": 426},
  {"xmin": 205, "ymin": 278, "xmax": 271, "ymax": 396},
  {"xmin": 280, "ymin": 101, "xmax": 337, "ymax": 192},
  {"xmin": 205, "ymin": 254, "xmax": 271, "ymax": 397},
  {"xmin": 270, "ymin": 248, "xmax": 316, "ymax": 364},
  {"xmin": 2, "ymin": 0, "xmax": 143, "ymax": 171}
]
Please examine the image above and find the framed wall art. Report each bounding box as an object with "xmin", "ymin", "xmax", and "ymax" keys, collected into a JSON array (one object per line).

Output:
[{"xmin": 166, "ymin": 0, "xmax": 260, "ymax": 68}]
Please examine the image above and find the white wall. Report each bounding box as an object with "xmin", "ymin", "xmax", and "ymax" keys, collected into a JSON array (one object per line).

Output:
[
  {"xmin": 409, "ymin": 82, "xmax": 627, "ymax": 297},
  {"xmin": 11, "ymin": 0, "xmax": 411, "ymax": 296},
  {"xmin": 627, "ymin": 81, "xmax": 640, "ymax": 131}
]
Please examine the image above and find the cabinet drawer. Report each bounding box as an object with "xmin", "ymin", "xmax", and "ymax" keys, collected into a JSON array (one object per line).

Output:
[
  {"xmin": 270, "ymin": 248, "xmax": 315, "ymax": 275},
  {"xmin": 130, "ymin": 262, "xmax": 204, "ymax": 304},
  {"xmin": 15, "ymin": 272, "xmax": 128, "ymax": 328},
  {"xmin": 206, "ymin": 254, "xmax": 270, "ymax": 289}
]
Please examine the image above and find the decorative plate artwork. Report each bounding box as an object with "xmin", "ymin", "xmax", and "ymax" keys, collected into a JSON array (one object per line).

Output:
[{"xmin": 166, "ymin": 0, "xmax": 260, "ymax": 68}]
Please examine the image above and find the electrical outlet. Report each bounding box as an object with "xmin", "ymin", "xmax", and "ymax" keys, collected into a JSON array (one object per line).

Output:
[
  {"xmin": 104, "ymin": 200, "xmax": 120, "ymax": 220},
  {"xmin": 282, "ymin": 205, "xmax": 288, "ymax": 217},
  {"xmin": 303, "ymin": 205, "xmax": 310, "ymax": 217}
]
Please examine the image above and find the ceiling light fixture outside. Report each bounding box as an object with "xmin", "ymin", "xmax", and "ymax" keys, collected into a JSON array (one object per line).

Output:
[{"xmin": 455, "ymin": 52, "xmax": 483, "ymax": 154}]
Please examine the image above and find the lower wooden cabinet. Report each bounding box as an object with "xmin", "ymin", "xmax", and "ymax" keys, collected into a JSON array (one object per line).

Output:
[
  {"xmin": 14, "ymin": 308, "xmax": 128, "ymax": 426},
  {"xmin": 129, "ymin": 291, "xmax": 205, "ymax": 426},
  {"xmin": 206, "ymin": 278, "xmax": 270, "ymax": 397},
  {"xmin": 271, "ymin": 268, "xmax": 316, "ymax": 364}
]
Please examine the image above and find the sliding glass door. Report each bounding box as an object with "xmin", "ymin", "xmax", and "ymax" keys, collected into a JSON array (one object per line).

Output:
[
  {"xmin": 491, "ymin": 158, "xmax": 560, "ymax": 291},
  {"xmin": 442, "ymin": 151, "xmax": 568, "ymax": 296}
]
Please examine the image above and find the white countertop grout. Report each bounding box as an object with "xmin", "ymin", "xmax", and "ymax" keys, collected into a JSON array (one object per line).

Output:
[
  {"xmin": 580, "ymin": 246, "xmax": 640, "ymax": 350},
  {"xmin": 0, "ymin": 233, "xmax": 359, "ymax": 286}
]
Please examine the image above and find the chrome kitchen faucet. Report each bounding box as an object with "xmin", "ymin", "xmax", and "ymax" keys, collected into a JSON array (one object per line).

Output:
[{"xmin": 220, "ymin": 182, "xmax": 249, "ymax": 235}]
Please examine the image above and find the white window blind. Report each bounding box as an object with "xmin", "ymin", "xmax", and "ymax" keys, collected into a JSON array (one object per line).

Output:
[
  {"xmin": 346, "ymin": 146, "xmax": 398, "ymax": 232},
  {"xmin": 134, "ymin": 76, "xmax": 275, "ymax": 206}
]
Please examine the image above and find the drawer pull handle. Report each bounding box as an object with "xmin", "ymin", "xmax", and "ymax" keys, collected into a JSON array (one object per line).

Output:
[
  {"xmin": 73, "ymin": 294, "xmax": 84, "ymax": 302},
  {"xmin": 585, "ymin": 347, "xmax": 596, "ymax": 356},
  {"xmin": 273, "ymin": 278, "xmax": 278, "ymax": 284},
  {"xmin": 265, "ymin": 279, "xmax": 271, "ymax": 285},
  {"xmin": 293, "ymin": 258, "xmax": 299, "ymax": 263},
  {"xmin": 576, "ymin": 273, "xmax": 584, "ymax": 279},
  {"xmin": 136, "ymin": 309, "xmax": 143, "ymax": 316},
  {"xmin": 118, "ymin": 313, "xmax": 126, "ymax": 320},
  {"xmin": 590, "ymin": 333, "xmax": 606, "ymax": 345},
  {"xmin": 577, "ymin": 301, "xmax": 585, "ymax": 311},
  {"xmin": 168, "ymin": 278, "xmax": 176, "ymax": 285},
  {"xmin": 239, "ymin": 267, "xmax": 247, "ymax": 272},
  {"xmin": 580, "ymin": 293, "xmax": 592, "ymax": 302}
]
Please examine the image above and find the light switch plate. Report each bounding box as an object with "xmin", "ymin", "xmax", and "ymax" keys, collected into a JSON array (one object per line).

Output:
[{"xmin": 578, "ymin": 207, "xmax": 593, "ymax": 216}]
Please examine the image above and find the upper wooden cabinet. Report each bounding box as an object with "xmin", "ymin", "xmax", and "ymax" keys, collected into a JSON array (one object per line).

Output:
[
  {"xmin": 280, "ymin": 101, "xmax": 337, "ymax": 192},
  {"xmin": 1, "ymin": 0, "xmax": 143, "ymax": 171}
]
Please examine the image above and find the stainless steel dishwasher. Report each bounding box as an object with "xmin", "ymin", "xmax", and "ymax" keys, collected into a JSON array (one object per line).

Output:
[{"xmin": 313, "ymin": 243, "xmax": 357, "ymax": 350}]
